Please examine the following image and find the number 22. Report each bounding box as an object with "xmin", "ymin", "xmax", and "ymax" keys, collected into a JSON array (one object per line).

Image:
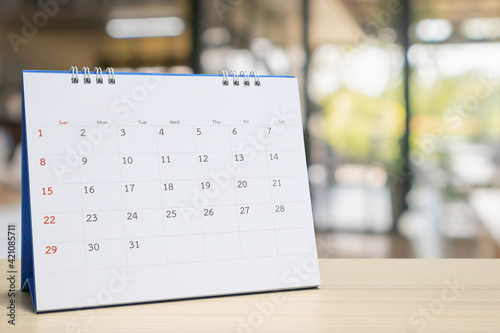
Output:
[{"xmin": 43, "ymin": 216, "xmax": 55, "ymax": 224}]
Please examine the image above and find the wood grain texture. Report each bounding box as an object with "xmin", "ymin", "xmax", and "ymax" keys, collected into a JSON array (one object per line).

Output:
[{"xmin": 1, "ymin": 259, "xmax": 499, "ymax": 332}]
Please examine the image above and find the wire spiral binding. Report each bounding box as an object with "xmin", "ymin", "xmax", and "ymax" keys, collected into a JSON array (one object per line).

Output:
[
  {"xmin": 106, "ymin": 67, "xmax": 116, "ymax": 84},
  {"xmin": 229, "ymin": 70, "xmax": 239, "ymax": 86},
  {"xmin": 70, "ymin": 66, "xmax": 79, "ymax": 83},
  {"xmin": 219, "ymin": 70, "xmax": 260, "ymax": 86},
  {"xmin": 70, "ymin": 67, "xmax": 261, "ymax": 86},
  {"xmin": 250, "ymin": 71, "xmax": 260, "ymax": 86},
  {"xmin": 219, "ymin": 70, "xmax": 229, "ymax": 85},
  {"xmin": 82, "ymin": 67, "xmax": 91, "ymax": 84},
  {"xmin": 94, "ymin": 67, "xmax": 103, "ymax": 84},
  {"xmin": 69, "ymin": 66, "xmax": 115, "ymax": 84},
  {"xmin": 240, "ymin": 71, "xmax": 250, "ymax": 86}
]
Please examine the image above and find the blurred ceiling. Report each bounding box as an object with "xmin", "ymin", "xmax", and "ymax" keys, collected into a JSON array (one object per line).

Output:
[
  {"xmin": 0, "ymin": 0, "xmax": 499, "ymax": 80},
  {"xmin": 343, "ymin": 0, "xmax": 500, "ymax": 24}
]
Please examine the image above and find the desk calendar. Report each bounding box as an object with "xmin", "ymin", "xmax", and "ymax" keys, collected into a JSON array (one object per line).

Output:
[{"xmin": 21, "ymin": 68, "xmax": 320, "ymax": 312}]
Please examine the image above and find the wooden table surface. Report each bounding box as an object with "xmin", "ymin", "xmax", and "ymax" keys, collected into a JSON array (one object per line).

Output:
[{"xmin": 1, "ymin": 259, "xmax": 499, "ymax": 332}]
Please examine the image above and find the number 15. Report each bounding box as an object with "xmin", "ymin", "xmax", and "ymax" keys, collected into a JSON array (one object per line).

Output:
[{"xmin": 42, "ymin": 187, "xmax": 53, "ymax": 195}]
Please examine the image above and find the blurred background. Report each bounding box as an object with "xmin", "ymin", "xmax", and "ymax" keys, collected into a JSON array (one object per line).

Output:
[{"xmin": 0, "ymin": 0, "xmax": 499, "ymax": 258}]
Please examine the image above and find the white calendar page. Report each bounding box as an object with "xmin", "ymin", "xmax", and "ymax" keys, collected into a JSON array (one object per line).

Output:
[{"xmin": 22, "ymin": 70, "xmax": 320, "ymax": 312}]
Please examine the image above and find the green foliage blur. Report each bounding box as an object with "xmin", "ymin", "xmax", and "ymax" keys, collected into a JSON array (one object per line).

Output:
[
  {"xmin": 318, "ymin": 85, "xmax": 405, "ymax": 168},
  {"xmin": 318, "ymin": 71, "xmax": 500, "ymax": 171}
]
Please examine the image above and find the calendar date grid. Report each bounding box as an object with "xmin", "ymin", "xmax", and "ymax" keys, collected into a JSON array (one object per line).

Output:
[
  {"xmin": 35, "ymin": 175, "xmax": 305, "ymax": 187},
  {"xmin": 40, "ymin": 249, "xmax": 316, "ymax": 275},
  {"xmin": 33, "ymin": 121, "xmax": 311, "ymax": 271},
  {"xmin": 36, "ymin": 200, "xmax": 309, "ymax": 214}
]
